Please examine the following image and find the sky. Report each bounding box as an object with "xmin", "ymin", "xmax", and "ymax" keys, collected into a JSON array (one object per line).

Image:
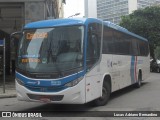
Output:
[{"xmin": 63, "ymin": 0, "xmax": 84, "ymax": 18}]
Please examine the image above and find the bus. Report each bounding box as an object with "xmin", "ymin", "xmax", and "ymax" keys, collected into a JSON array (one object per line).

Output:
[{"xmin": 15, "ymin": 18, "xmax": 150, "ymax": 106}]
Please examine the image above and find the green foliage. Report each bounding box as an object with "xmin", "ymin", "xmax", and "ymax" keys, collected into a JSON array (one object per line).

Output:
[{"xmin": 120, "ymin": 6, "xmax": 160, "ymax": 58}]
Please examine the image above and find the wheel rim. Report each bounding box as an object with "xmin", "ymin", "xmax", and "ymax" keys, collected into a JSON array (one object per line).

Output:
[
  {"xmin": 99, "ymin": 87, "xmax": 108, "ymax": 101},
  {"xmin": 138, "ymin": 74, "xmax": 141, "ymax": 86},
  {"xmin": 138, "ymin": 78, "xmax": 141, "ymax": 86}
]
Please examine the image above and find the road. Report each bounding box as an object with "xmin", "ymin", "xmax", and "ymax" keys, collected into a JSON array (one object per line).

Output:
[{"xmin": 0, "ymin": 73, "xmax": 160, "ymax": 120}]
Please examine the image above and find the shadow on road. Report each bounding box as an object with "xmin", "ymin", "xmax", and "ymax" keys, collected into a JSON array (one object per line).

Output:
[
  {"xmin": 23, "ymin": 103, "xmax": 92, "ymax": 112},
  {"xmin": 110, "ymin": 82, "xmax": 148, "ymax": 100}
]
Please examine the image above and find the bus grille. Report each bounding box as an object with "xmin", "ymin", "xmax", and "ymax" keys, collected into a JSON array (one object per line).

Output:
[
  {"xmin": 25, "ymin": 85, "xmax": 67, "ymax": 92},
  {"xmin": 27, "ymin": 94, "xmax": 64, "ymax": 101}
]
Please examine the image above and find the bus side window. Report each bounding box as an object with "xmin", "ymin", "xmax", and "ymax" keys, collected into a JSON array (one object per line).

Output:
[
  {"xmin": 86, "ymin": 23, "xmax": 101, "ymax": 69},
  {"xmin": 102, "ymin": 26, "xmax": 115, "ymax": 54},
  {"xmin": 131, "ymin": 39, "xmax": 139, "ymax": 56}
]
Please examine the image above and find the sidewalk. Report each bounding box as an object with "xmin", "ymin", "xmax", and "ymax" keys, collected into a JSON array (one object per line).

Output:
[{"xmin": 0, "ymin": 74, "xmax": 16, "ymax": 98}]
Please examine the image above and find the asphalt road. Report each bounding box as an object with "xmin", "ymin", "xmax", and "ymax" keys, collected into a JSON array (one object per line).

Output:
[{"xmin": 0, "ymin": 73, "xmax": 160, "ymax": 120}]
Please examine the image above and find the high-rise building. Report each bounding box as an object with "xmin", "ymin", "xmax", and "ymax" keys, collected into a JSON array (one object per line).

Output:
[
  {"xmin": 85, "ymin": 0, "xmax": 97, "ymax": 18},
  {"xmin": 95, "ymin": 0, "xmax": 160, "ymax": 24},
  {"xmin": 97, "ymin": 0, "xmax": 160, "ymax": 24}
]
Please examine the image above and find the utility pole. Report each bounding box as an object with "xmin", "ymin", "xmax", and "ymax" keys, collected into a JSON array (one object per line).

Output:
[{"xmin": 0, "ymin": 38, "xmax": 5, "ymax": 93}]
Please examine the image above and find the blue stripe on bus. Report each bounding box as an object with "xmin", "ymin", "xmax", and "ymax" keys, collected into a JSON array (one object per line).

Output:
[
  {"xmin": 16, "ymin": 71, "xmax": 85, "ymax": 87},
  {"xmin": 130, "ymin": 56, "xmax": 135, "ymax": 84}
]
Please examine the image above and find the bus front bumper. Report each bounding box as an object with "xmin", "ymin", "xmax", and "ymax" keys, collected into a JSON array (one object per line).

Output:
[{"xmin": 15, "ymin": 80, "xmax": 86, "ymax": 104}]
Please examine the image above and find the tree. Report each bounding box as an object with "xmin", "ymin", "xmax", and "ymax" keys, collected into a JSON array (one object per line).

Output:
[
  {"xmin": 119, "ymin": 6, "xmax": 160, "ymax": 58},
  {"xmin": 155, "ymin": 46, "xmax": 160, "ymax": 59}
]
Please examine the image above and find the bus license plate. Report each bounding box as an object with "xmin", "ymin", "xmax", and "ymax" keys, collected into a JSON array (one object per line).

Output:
[{"xmin": 40, "ymin": 98, "xmax": 51, "ymax": 103}]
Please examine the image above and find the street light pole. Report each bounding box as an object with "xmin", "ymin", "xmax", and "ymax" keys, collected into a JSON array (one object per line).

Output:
[{"xmin": 3, "ymin": 38, "xmax": 5, "ymax": 93}]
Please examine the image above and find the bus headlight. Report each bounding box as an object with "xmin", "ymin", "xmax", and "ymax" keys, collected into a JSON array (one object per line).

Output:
[
  {"xmin": 64, "ymin": 76, "xmax": 84, "ymax": 87},
  {"xmin": 16, "ymin": 78, "xmax": 24, "ymax": 86}
]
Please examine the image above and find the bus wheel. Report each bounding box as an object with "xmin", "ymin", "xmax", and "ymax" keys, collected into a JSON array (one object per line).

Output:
[
  {"xmin": 93, "ymin": 81, "xmax": 111, "ymax": 106},
  {"xmin": 135, "ymin": 73, "xmax": 142, "ymax": 88}
]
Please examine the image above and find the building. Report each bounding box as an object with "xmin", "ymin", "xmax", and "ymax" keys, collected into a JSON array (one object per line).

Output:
[
  {"xmin": 85, "ymin": 0, "xmax": 97, "ymax": 18},
  {"xmin": 0, "ymin": 0, "xmax": 64, "ymax": 74},
  {"xmin": 0, "ymin": 0, "xmax": 64, "ymax": 34},
  {"xmin": 85, "ymin": 0, "xmax": 160, "ymax": 24},
  {"xmin": 97, "ymin": 0, "xmax": 160, "ymax": 24}
]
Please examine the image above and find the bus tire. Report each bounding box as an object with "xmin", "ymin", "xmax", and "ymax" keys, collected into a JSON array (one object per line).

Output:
[
  {"xmin": 135, "ymin": 72, "xmax": 142, "ymax": 88},
  {"xmin": 93, "ymin": 81, "xmax": 111, "ymax": 106}
]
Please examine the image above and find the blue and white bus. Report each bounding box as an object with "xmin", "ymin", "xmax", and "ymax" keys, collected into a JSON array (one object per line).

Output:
[{"xmin": 15, "ymin": 18, "xmax": 150, "ymax": 106}]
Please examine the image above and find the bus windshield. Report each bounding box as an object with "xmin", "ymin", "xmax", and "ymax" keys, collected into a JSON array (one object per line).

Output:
[{"xmin": 17, "ymin": 26, "xmax": 84, "ymax": 74}]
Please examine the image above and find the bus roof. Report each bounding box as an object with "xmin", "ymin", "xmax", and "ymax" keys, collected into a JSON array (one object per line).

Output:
[
  {"xmin": 24, "ymin": 18, "xmax": 147, "ymax": 41},
  {"xmin": 103, "ymin": 21, "xmax": 148, "ymax": 41},
  {"xmin": 24, "ymin": 18, "xmax": 87, "ymax": 29}
]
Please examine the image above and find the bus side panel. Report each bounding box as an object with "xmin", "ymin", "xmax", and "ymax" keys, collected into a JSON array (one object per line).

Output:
[
  {"xmin": 137, "ymin": 55, "xmax": 150, "ymax": 81},
  {"xmin": 101, "ymin": 54, "xmax": 134, "ymax": 92},
  {"xmin": 101, "ymin": 54, "xmax": 150, "ymax": 93},
  {"xmin": 112, "ymin": 55, "xmax": 133, "ymax": 89},
  {"xmin": 85, "ymin": 65, "xmax": 102, "ymax": 103},
  {"xmin": 143, "ymin": 55, "xmax": 150, "ymax": 80},
  {"xmin": 100, "ymin": 54, "xmax": 120, "ymax": 92}
]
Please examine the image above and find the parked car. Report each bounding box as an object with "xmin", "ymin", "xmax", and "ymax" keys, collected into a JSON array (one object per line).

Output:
[{"xmin": 150, "ymin": 59, "xmax": 160, "ymax": 73}]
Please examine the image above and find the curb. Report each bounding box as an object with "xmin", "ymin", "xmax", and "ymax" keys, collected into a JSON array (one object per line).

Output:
[{"xmin": 0, "ymin": 94, "xmax": 17, "ymax": 99}]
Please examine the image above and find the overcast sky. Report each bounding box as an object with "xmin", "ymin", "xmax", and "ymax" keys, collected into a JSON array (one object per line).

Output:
[{"xmin": 64, "ymin": 0, "xmax": 84, "ymax": 18}]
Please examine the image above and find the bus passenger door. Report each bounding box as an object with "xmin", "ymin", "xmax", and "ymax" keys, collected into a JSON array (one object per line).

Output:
[{"xmin": 85, "ymin": 23, "xmax": 102, "ymax": 103}]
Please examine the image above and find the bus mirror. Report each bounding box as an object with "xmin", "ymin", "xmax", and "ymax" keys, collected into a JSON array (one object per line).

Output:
[{"xmin": 10, "ymin": 32, "xmax": 22, "ymax": 46}]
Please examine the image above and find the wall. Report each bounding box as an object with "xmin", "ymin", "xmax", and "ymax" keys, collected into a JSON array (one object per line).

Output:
[{"xmin": 25, "ymin": 1, "xmax": 45, "ymax": 24}]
